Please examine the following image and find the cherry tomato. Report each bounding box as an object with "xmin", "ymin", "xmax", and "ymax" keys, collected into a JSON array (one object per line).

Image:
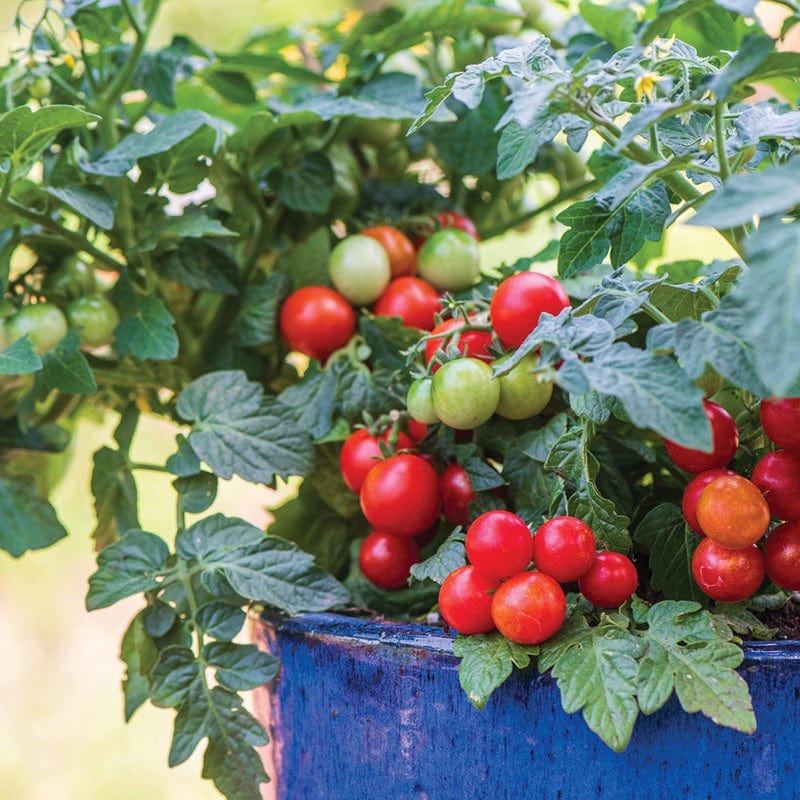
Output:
[
  {"xmin": 278, "ymin": 286, "xmax": 357, "ymax": 362},
  {"xmin": 329, "ymin": 234, "xmax": 391, "ymax": 306},
  {"xmin": 578, "ymin": 551, "xmax": 638, "ymax": 607},
  {"xmin": 491, "ymin": 571, "xmax": 566, "ymax": 645},
  {"xmin": 339, "ymin": 428, "xmax": 415, "ymax": 494},
  {"xmin": 424, "ymin": 316, "xmax": 493, "ymax": 372},
  {"xmin": 440, "ymin": 463, "xmax": 476, "ymax": 528},
  {"xmin": 406, "ymin": 377, "xmax": 440, "ymax": 425},
  {"xmin": 681, "ymin": 468, "xmax": 736, "ymax": 534},
  {"xmin": 29, "ymin": 75, "xmax": 52, "ymax": 100},
  {"xmin": 532, "ymin": 516, "xmax": 596, "ymax": 583},
  {"xmin": 414, "ymin": 210, "xmax": 480, "ymax": 247},
  {"xmin": 359, "ymin": 453, "xmax": 442, "ymax": 537},
  {"xmin": 431, "ymin": 357, "xmax": 500, "ymax": 430},
  {"xmin": 405, "ymin": 419, "xmax": 428, "ymax": 444},
  {"xmin": 760, "ymin": 397, "xmax": 800, "ymax": 450},
  {"xmin": 417, "ymin": 228, "xmax": 481, "ymax": 292},
  {"xmin": 66, "ymin": 293, "xmax": 120, "ymax": 348},
  {"xmin": 764, "ymin": 520, "xmax": 800, "ymax": 591},
  {"xmin": 373, "ymin": 276, "xmax": 441, "ymax": 330},
  {"xmin": 489, "ymin": 271, "xmax": 571, "ymax": 348},
  {"xmin": 465, "ymin": 510, "xmax": 533, "ymax": 580},
  {"xmin": 351, "ymin": 118, "xmax": 402, "ymax": 148},
  {"xmin": 6, "ymin": 303, "xmax": 68, "ymax": 354},
  {"xmin": 751, "ymin": 450, "xmax": 800, "ymax": 521},
  {"xmin": 361, "ymin": 224, "xmax": 417, "ymax": 277},
  {"xmin": 493, "ymin": 352, "xmax": 554, "ymax": 420},
  {"xmin": 691, "ymin": 538, "xmax": 765, "ymax": 602},
  {"xmin": 43, "ymin": 256, "xmax": 96, "ymax": 303},
  {"xmin": 695, "ymin": 474, "xmax": 770, "ymax": 549},
  {"xmin": 376, "ymin": 141, "xmax": 411, "ymax": 180},
  {"xmin": 359, "ymin": 531, "xmax": 421, "ymax": 590},
  {"xmin": 438, "ymin": 565, "xmax": 500, "ymax": 635},
  {"xmin": 664, "ymin": 400, "xmax": 739, "ymax": 474}
]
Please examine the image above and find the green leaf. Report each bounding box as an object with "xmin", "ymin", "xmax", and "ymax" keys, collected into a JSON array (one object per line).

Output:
[
  {"xmin": 138, "ymin": 211, "xmax": 236, "ymax": 252},
  {"xmin": 0, "ymin": 337, "xmax": 41, "ymax": 375},
  {"xmin": 115, "ymin": 296, "xmax": 179, "ymax": 361},
  {"xmin": 120, "ymin": 611, "xmax": 159, "ymax": 721},
  {"xmin": 143, "ymin": 601, "xmax": 177, "ymax": 638},
  {"xmin": 453, "ymin": 632, "xmax": 539, "ymax": 711},
  {"xmin": 538, "ymin": 613, "xmax": 642, "ymax": 752},
  {"xmin": 567, "ymin": 484, "xmax": 631, "ymax": 553},
  {"xmin": 275, "ymin": 362, "xmax": 338, "ymax": 441},
  {"xmin": 203, "ymin": 642, "xmax": 279, "ymax": 690},
  {"xmin": 45, "ymin": 185, "xmax": 116, "ymax": 230},
  {"xmin": 90, "ymin": 445, "xmax": 139, "ymax": 549},
  {"xmin": 165, "ymin": 434, "xmax": 202, "ymax": 477},
  {"xmin": 40, "ymin": 330, "xmax": 97, "ymax": 394},
  {"xmin": 704, "ymin": 33, "xmax": 774, "ymax": 101},
  {"xmin": 233, "ymin": 272, "xmax": 291, "ymax": 347},
  {"xmin": 410, "ymin": 529, "xmax": 467, "ymax": 584},
  {"xmin": 202, "ymin": 70, "xmax": 258, "ymax": 105},
  {"xmin": 177, "ymin": 370, "xmax": 315, "ymax": 483},
  {"xmin": 159, "ymin": 239, "xmax": 239, "ymax": 295},
  {"xmin": 637, "ymin": 601, "xmax": 755, "ymax": 732},
  {"xmin": 579, "ymin": 0, "xmax": 638, "ymax": 47},
  {"xmin": 151, "ymin": 646, "xmax": 202, "ymax": 709},
  {"xmin": 202, "ymin": 728, "xmax": 269, "ymax": 800},
  {"xmin": 633, "ymin": 503, "xmax": 704, "ymax": 602},
  {"xmin": 267, "ymin": 152, "xmax": 333, "ymax": 214},
  {"xmin": 86, "ymin": 529, "xmax": 171, "ymax": 610},
  {"xmin": 174, "ymin": 472, "xmax": 218, "ymax": 514},
  {"xmin": 175, "ymin": 514, "xmax": 266, "ymax": 562},
  {"xmin": 0, "ymin": 474, "xmax": 67, "ymax": 557},
  {"xmin": 274, "ymin": 227, "xmax": 332, "ymax": 290},
  {"xmin": 195, "ymin": 602, "xmax": 246, "ymax": 641}
]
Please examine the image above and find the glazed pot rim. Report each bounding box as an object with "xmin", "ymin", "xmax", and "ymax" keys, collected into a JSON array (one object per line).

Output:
[{"xmin": 258, "ymin": 609, "xmax": 800, "ymax": 663}]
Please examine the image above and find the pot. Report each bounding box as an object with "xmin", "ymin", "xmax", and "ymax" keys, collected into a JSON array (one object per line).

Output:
[{"xmin": 252, "ymin": 611, "xmax": 800, "ymax": 800}]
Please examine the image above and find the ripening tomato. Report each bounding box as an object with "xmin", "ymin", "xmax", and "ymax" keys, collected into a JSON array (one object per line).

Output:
[
  {"xmin": 760, "ymin": 397, "xmax": 800, "ymax": 450},
  {"xmin": 751, "ymin": 450, "xmax": 800, "ymax": 521},
  {"xmin": 692, "ymin": 538, "xmax": 766, "ymax": 602},
  {"xmin": 431, "ymin": 357, "xmax": 500, "ymax": 430},
  {"xmin": 578, "ymin": 551, "xmax": 638, "ymax": 607},
  {"xmin": 695, "ymin": 474, "xmax": 770, "ymax": 549},
  {"xmin": 681, "ymin": 468, "xmax": 736, "ymax": 534},
  {"xmin": 764, "ymin": 520, "xmax": 800, "ymax": 591},
  {"xmin": 359, "ymin": 453, "xmax": 442, "ymax": 537},
  {"xmin": 664, "ymin": 400, "xmax": 739, "ymax": 474},
  {"xmin": 466, "ymin": 510, "xmax": 533, "ymax": 580},
  {"xmin": 493, "ymin": 352, "xmax": 554, "ymax": 420},
  {"xmin": 361, "ymin": 224, "xmax": 417, "ymax": 277},
  {"xmin": 373, "ymin": 276, "xmax": 441, "ymax": 330},
  {"xmin": 440, "ymin": 463, "xmax": 476, "ymax": 527},
  {"xmin": 6, "ymin": 303, "xmax": 68, "ymax": 354},
  {"xmin": 339, "ymin": 428, "xmax": 415, "ymax": 493},
  {"xmin": 489, "ymin": 271, "xmax": 571, "ymax": 348},
  {"xmin": 405, "ymin": 419, "xmax": 428, "ymax": 444},
  {"xmin": 414, "ymin": 210, "xmax": 480, "ymax": 248},
  {"xmin": 532, "ymin": 516, "xmax": 596, "ymax": 583},
  {"xmin": 424, "ymin": 316, "xmax": 494, "ymax": 372},
  {"xmin": 438, "ymin": 565, "xmax": 500, "ymax": 634},
  {"xmin": 329, "ymin": 234, "xmax": 391, "ymax": 306},
  {"xmin": 406, "ymin": 377, "xmax": 440, "ymax": 425},
  {"xmin": 416, "ymin": 228, "xmax": 481, "ymax": 292},
  {"xmin": 491, "ymin": 571, "xmax": 566, "ymax": 645},
  {"xmin": 66, "ymin": 293, "xmax": 120, "ymax": 348},
  {"xmin": 279, "ymin": 286, "xmax": 357, "ymax": 362},
  {"xmin": 359, "ymin": 531, "xmax": 421, "ymax": 590}
]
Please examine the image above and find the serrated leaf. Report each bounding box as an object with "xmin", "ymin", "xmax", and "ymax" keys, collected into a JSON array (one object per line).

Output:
[
  {"xmin": 267, "ymin": 151, "xmax": 333, "ymax": 214},
  {"xmin": 195, "ymin": 602, "xmax": 246, "ymax": 641},
  {"xmin": 410, "ymin": 529, "xmax": 467, "ymax": 584},
  {"xmin": 90, "ymin": 446, "xmax": 139, "ymax": 549},
  {"xmin": 177, "ymin": 370, "xmax": 314, "ymax": 483},
  {"xmin": 120, "ymin": 612, "xmax": 159, "ymax": 721},
  {"xmin": 703, "ymin": 33, "xmax": 774, "ymax": 101},
  {"xmin": 151, "ymin": 646, "xmax": 202, "ymax": 709},
  {"xmin": 567, "ymin": 484, "xmax": 631, "ymax": 553},
  {"xmin": 633, "ymin": 503, "xmax": 704, "ymax": 602},
  {"xmin": 453, "ymin": 632, "xmax": 539, "ymax": 710},
  {"xmin": 40, "ymin": 330, "xmax": 97, "ymax": 393},
  {"xmin": 0, "ymin": 474, "xmax": 67, "ymax": 557},
  {"xmin": 159, "ymin": 238, "xmax": 239, "ymax": 295},
  {"xmin": 0, "ymin": 337, "xmax": 41, "ymax": 374},
  {"xmin": 175, "ymin": 513, "xmax": 267, "ymax": 562},
  {"xmin": 86, "ymin": 529, "xmax": 171, "ymax": 610},
  {"xmin": 0, "ymin": 105, "xmax": 98, "ymax": 165},
  {"xmin": 115, "ymin": 296, "xmax": 179, "ymax": 361},
  {"xmin": 203, "ymin": 641, "xmax": 279, "ymax": 690},
  {"xmin": 45, "ymin": 184, "xmax": 116, "ymax": 230},
  {"xmin": 165, "ymin": 434, "xmax": 202, "ymax": 477},
  {"xmin": 138, "ymin": 211, "xmax": 236, "ymax": 252},
  {"xmin": 233, "ymin": 272, "xmax": 291, "ymax": 347},
  {"xmin": 276, "ymin": 362, "xmax": 337, "ymax": 441},
  {"xmin": 174, "ymin": 471, "xmax": 218, "ymax": 514}
]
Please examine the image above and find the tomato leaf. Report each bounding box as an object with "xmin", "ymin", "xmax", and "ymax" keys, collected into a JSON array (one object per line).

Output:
[
  {"xmin": 174, "ymin": 471, "xmax": 218, "ymax": 514},
  {"xmin": 45, "ymin": 185, "xmax": 116, "ymax": 230},
  {"xmin": 120, "ymin": 611, "xmax": 159, "ymax": 721},
  {"xmin": 203, "ymin": 642, "xmax": 280, "ymax": 691},
  {"xmin": 410, "ymin": 529, "xmax": 467, "ymax": 584},
  {"xmin": 233, "ymin": 272, "xmax": 291, "ymax": 347},
  {"xmin": 41, "ymin": 330, "xmax": 97, "ymax": 393},
  {"xmin": 115, "ymin": 296, "xmax": 180, "ymax": 361},
  {"xmin": 274, "ymin": 226, "xmax": 331, "ymax": 290},
  {"xmin": 0, "ymin": 337, "xmax": 41, "ymax": 375},
  {"xmin": 159, "ymin": 238, "xmax": 240, "ymax": 295},
  {"xmin": 267, "ymin": 152, "xmax": 334, "ymax": 214},
  {"xmin": 0, "ymin": 473, "xmax": 67, "ymax": 556},
  {"xmin": 90, "ymin": 445, "xmax": 139, "ymax": 549}
]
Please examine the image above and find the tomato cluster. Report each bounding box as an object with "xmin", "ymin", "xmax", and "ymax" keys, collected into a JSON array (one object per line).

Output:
[
  {"xmin": 670, "ymin": 396, "xmax": 800, "ymax": 601},
  {"xmin": 438, "ymin": 511, "xmax": 637, "ymax": 645}
]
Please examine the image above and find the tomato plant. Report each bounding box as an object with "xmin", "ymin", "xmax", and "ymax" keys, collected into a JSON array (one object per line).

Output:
[
  {"xmin": 664, "ymin": 400, "xmax": 739, "ymax": 474},
  {"xmin": 764, "ymin": 521, "xmax": 800, "ymax": 591},
  {"xmin": 430, "ymin": 357, "xmax": 500, "ymax": 429},
  {"xmin": 751, "ymin": 451, "xmax": 800, "ymax": 522},
  {"xmin": 760, "ymin": 398, "xmax": 800, "ymax": 451},
  {"xmin": 691, "ymin": 540, "xmax": 766, "ymax": 603},
  {"xmin": 493, "ymin": 352, "xmax": 553, "ymax": 420},
  {"xmin": 532, "ymin": 516, "xmax": 596, "ymax": 583},
  {"xmin": 362, "ymin": 224, "xmax": 417, "ymax": 278},
  {"xmin": 416, "ymin": 228, "xmax": 481, "ymax": 291},
  {"xmin": 5, "ymin": 303, "xmax": 68, "ymax": 354},
  {"xmin": 329, "ymin": 234, "xmax": 391, "ymax": 306},
  {"xmin": 424, "ymin": 316, "xmax": 494, "ymax": 370},
  {"xmin": 490, "ymin": 571, "xmax": 566, "ymax": 645},
  {"xmin": 578, "ymin": 552, "xmax": 638, "ymax": 608},
  {"xmin": 373, "ymin": 276, "xmax": 441, "ymax": 330},
  {"xmin": 681, "ymin": 468, "xmax": 736, "ymax": 534},
  {"xmin": 465, "ymin": 509, "xmax": 533, "ymax": 580},
  {"xmin": 359, "ymin": 531, "xmax": 421, "ymax": 590},
  {"xmin": 66, "ymin": 293, "xmax": 120, "ymax": 348},
  {"xmin": 339, "ymin": 427, "xmax": 415, "ymax": 493},
  {"xmin": 695, "ymin": 474, "xmax": 770, "ymax": 549},
  {"xmin": 438, "ymin": 565, "xmax": 500, "ymax": 635},
  {"xmin": 440, "ymin": 462, "xmax": 476, "ymax": 527}
]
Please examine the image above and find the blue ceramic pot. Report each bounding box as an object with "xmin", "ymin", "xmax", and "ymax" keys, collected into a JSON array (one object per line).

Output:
[{"xmin": 252, "ymin": 612, "xmax": 800, "ymax": 800}]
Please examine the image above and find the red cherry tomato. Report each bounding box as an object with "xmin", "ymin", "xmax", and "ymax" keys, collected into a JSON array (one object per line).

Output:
[
  {"xmin": 440, "ymin": 463, "xmax": 476, "ymax": 528},
  {"xmin": 372, "ymin": 276, "xmax": 441, "ymax": 330},
  {"xmin": 760, "ymin": 397, "xmax": 800, "ymax": 450},
  {"xmin": 414, "ymin": 210, "xmax": 480, "ymax": 248},
  {"xmin": 465, "ymin": 510, "xmax": 533, "ymax": 581},
  {"xmin": 691, "ymin": 538, "xmax": 766, "ymax": 602},
  {"xmin": 664, "ymin": 400, "xmax": 739, "ymax": 474},
  {"xmin": 361, "ymin": 224, "xmax": 417, "ymax": 278},
  {"xmin": 751, "ymin": 450, "xmax": 800, "ymax": 521},
  {"xmin": 359, "ymin": 453, "xmax": 442, "ymax": 537},
  {"xmin": 491, "ymin": 571, "xmax": 566, "ymax": 645},
  {"xmin": 424, "ymin": 316, "xmax": 494, "ymax": 372},
  {"xmin": 532, "ymin": 516, "xmax": 596, "ymax": 583},
  {"xmin": 681, "ymin": 468, "xmax": 736, "ymax": 534},
  {"xmin": 438, "ymin": 565, "xmax": 500, "ymax": 634},
  {"xmin": 405, "ymin": 419, "xmax": 428, "ymax": 444},
  {"xmin": 279, "ymin": 286, "xmax": 356, "ymax": 362},
  {"xmin": 578, "ymin": 551, "xmax": 638, "ymax": 607},
  {"xmin": 764, "ymin": 520, "xmax": 800, "ymax": 591},
  {"xmin": 489, "ymin": 271, "xmax": 571, "ymax": 348},
  {"xmin": 358, "ymin": 531, "xmax": 421, "ymax": 590},
  {"xmin": 339, "ymin": 428, "xmax": 415, "ymax": 493}
]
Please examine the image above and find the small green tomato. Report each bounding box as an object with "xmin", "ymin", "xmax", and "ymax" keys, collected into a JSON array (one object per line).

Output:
[
  {"xmin": 431, "ymin": 357, "xmax": 500, "ymax": 430},
  {"xmin": 66, "ymin": 293, "xmax": 120, "ymax": 348},
  {"xmin": 494, "ymin": 352, "xmax": 554, "ymax": 420},
  {"xmin": 329, "ymin": 234, "xmax": 391, "ymax": 306},
  {"xmin": 407, "ymin": 377, "xmax": 440, "ymax": 425},
  {"xmin": 417, "ymin": 228, "xmax": 481, "ymax": 292},
  {"xmin": 6, "ymin": 303, "xmax": 68, "ymax": 353}
]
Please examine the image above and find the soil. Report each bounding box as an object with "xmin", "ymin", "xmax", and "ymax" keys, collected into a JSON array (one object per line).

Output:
[{"xmin": 758, "ymin": 596, "xmax": 800, "ymax": 640}]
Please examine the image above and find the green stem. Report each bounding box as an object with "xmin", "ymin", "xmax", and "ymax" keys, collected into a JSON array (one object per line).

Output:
[
  {"xmin": 129, "ymin": 461, "xmax": 170, "ymax": 473},
  {"xmin": 714, "ymin": 102, "xmax": 731, "ymax": 182},
  {"xmin": 641, "ymin": 301, "xmax": 673, "ymax": 325}
]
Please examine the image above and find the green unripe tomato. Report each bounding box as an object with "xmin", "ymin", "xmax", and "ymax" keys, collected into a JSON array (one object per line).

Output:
[
  {"xmin": 352, "ymin": 118, "xmax": 403, "ymax": 148},
  {"xmin": 417, "ymin": 228, "xmax": 481, "ymax": 292},
  {"xmin": 431, "ymin": 357, "xmax": 500, "ymax": 430},
  {"xmin": 407, "ymin": 377, "xmax": 440, "ymax": 424},
  {"xmin": 329, "ymin": 234, "xmax": 391, "ymax": 306},
  {"xmin": 29, "ymin": 75, "xmax": 52, "ymax": 100},
  {"xmin": 494, "ymin": 352, "xmax": 554, "ymax": 420},
  {"xmin": 376, "ymin": 140, "xmax": 411, "ymax": 180},
  {"xmin": 66, "ymin": 293, "xmax": 120, "ymax": 348},
  {"xmin": 6, "ymin": 303, "xmax": 68, "ymax": 353},
  {"xmin": 43, "ymin": 256, "xmax": 97, "ymax": 304},
  {"xmin": 475, "ymin": 0, "xmax": 524, "ymax": 37}
]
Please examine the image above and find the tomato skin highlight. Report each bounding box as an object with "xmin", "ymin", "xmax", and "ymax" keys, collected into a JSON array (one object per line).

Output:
[
  {"xmin": 359, "ymin": 531, "xmax": 421, "ymax": 590},
  {"xmin": 489, "ymin": 271, "xmax": 570, "ymax": 348},
  {"xmin": 361, "ymin": 224, "xmax": 417, "ymax": 277},
  {"xmin": 664, "ymin": 400, "xmax": 739, "ymax": 474},
  {"xmin": 695, "ymin": 474, "xmax": 770, "ymax": 549},
  {"xmin": 681, "ymin": 468, "xmax": 736, "ymax": 534},
  {"xmin": 532, "ymin": 516, "xmax": 596, "ymax": 583},
  {"xmin": 339, "ymin": 428, "xmax": 415, "ymax": 493},
  {"xmin": 440, "ymin": 463, "xmax": 476, "ymax": 527},
  {"xmin": 359, "ymin": 453, "xmax": 442, "ymax": 537},
  {"xmin": 465, "ymin": 510, "xmax": 533, "ymax": 580},
  {"xmin": 578, "ymin": 551, "xmax": 638, "ymax": 608},
  {"xmin": 438, "ymin": 565, "xmax": 500, "ymax": 634},
  {"xmin": 373, "ymin": 276, "xmax": 441, "ymax": 330},
  {"xmin": 751, "ymin": 450, "xmax": 800, "ymax": 521},
  {"xmin": 692, "ymin": 539, "xmax": 766, "ymax": 602},
  {"xmin": 764, "ymin": 520, "xmax": 800, "ymax": 591},
  {"xmin": 760, "ymin": 397, "xmax": 800, "ymax": 450},
  {"xmin": 279, "ymin": 286, "xmax": 357, "ymax": 362},
  {"xmin": 491, "ymin": 571, "xmax": 566, "ymax": 645}
]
